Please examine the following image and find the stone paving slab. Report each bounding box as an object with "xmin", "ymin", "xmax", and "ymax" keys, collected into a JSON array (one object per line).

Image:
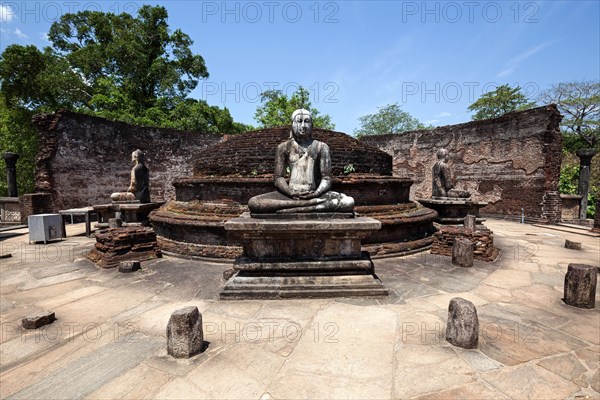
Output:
[
  {"xmin": 6, "ymin": 333, "xmax": 162, "ymax": 400},
  {"xmin": 0, "ymin": 219, "xmax": 599, "ymax": 399}
]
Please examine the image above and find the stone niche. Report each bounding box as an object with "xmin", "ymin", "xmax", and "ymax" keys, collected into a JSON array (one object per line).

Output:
[
  {"xmin": 150, "ymin": 127, "xmax": 437, "ymax": 259},
  {"xmin": 560, "ymin": 194, "xmax": 582, "ymax": 221}
]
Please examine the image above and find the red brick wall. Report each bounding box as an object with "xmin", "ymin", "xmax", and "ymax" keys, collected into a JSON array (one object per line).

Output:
[
  {"xmin": 193, "ymin": 126, "xmax": 392, "ymax": 177},
  {"xmin": 33, "ymin": 111, "xmax": 223, "ymax": 211},
  {"xmin": 360, "ymin": 105, "xmax": 563, "ymax": 221}
]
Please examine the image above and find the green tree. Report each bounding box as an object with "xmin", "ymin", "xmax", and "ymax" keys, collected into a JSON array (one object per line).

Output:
[
  {"xmin": 0, "ymin": 45, "xmax": 88, "ymax": 111},
  {"xmin": 468, "ymin": 84, "xmax": 536, "ymax": 120},
  {"xmin": 354, "ymin": 103, "xmax": 428, "ymax": 138},
  {"xmin": 0, "ymin": 97, "xmax": 38, "ymax": 196},
  {"xmin": 48, "ymin": 5, "xmax": 208, "ymax": 112},
  {"xmin": 560, "ymin": 150, "xmax": 598, "ymax": 218},
  {"xmin": 0, "ymin": 5, "xmax": 251, "ymax": 195},
  {"xmin": 254, "ymin": 87, "xmax": 334, "ymax": 129},
  {"xmin": 538, "ymin": 80, "xmax": 599, "ymax": 151}
]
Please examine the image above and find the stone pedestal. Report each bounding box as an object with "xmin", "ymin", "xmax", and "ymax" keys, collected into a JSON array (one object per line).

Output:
[
  {"xmin": 418, "ymin": 198, "xmax": 487, "ymax": 225},
  {"xmin": 576, "ymin": 149, "xmax": 597, "ymax": 219},
  {"xmin": 564, "ymin": 264, "xmax": 597, "ymax": 309},
  {"xmin": 221, "ymin": 213, "xmax": 387, "ymax": 299},
  {"xmin": 86, "ymin": 227, "xmax": 162, "ymax": 268}
]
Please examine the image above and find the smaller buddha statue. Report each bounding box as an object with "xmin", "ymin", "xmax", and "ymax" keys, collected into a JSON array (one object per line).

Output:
[
  {"xmin": 111, "ymin": 149, "xmax": 151, "ymax": 203},
  {"xmin": 432, "ymin": 148, "xmax": 470, "ymax": 199}
]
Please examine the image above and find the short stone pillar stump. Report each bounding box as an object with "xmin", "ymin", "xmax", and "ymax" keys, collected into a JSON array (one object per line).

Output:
[
  {"xmin": 87, "ymin": 227, "xmax": 161, "ymax": 268},
  {"xmin": 221, "ymin": 213, "xmax": 387, "ymax": 299},
  {"xmin": 565, "ymin": 239, "xmax": 582, "ymax": 250},
  {"xmin": 167, "ymin": 306, "xmax": 204, "ymax": 358},
  {"xmin": 564, "ymin": 264, "xmax": 597, "ymax": 309},
  {"xmin": 119, "ymin": 261, "xmax": 141, "ymax": 273},
  {"xmin": 463, "ymin": 215, "xmax": 477, "ymax": 231},
  {"xmin": 452, "ymin": 237, "xmax": 474, "ymax": 267},
  {"xmin": 446, "ymin": 297, "xmax": 479, "ymax": 349}
]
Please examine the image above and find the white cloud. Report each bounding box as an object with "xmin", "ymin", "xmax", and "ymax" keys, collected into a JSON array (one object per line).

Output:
[
  {"xmin": 40, "ymin": 32, "xmax": 50, "ymax": 42},
  {"xmin": 0, "ymin": 27, "xmax": 6, "ymax": 33},
  {"xmin": 496, "ymin": 40, "xmax": 557, "ymax": 78},
  {"xmin": 14, "ymin": 28, "xmax": 27, "ymax": 39},
  {"xmin": 424, "ymin": 119, "xmax": 439, "ymax": 125},
  {"xmin": 435, "ymin": 112, "xmax": 451, "ymax": 118},
  {"xmin": 497, "ymin": 67, "xmax": 515, "ymax": 78},
  {"xmin": 0, "ymin": 4, "xmax": 15, "ymax": 23}
]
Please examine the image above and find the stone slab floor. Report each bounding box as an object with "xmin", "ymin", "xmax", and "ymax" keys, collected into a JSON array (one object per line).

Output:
[{"xmin": 0, "ymin": 219, "xmax": 599, "ymax": 399}]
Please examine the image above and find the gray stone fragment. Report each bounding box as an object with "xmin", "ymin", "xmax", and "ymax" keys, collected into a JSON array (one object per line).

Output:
[
  {"xmin": 464, "ymin": 215, "xmax": 477, "ymax": 230},
  {"xmin": 564, "ymin": 263, "xmax": 597, "ymax": 309},
  {"xmin": 565, "ymin": 239, "xmax": 582, "ymax": 250},
  {"xmin": 22, "ymin": 310, "xmax": 56, "ymax": 329},
  {"xmin": 223, "ymin": 268, "xmax": 236, "ymax": 280},
  {"xmin": 452, "ymin": 237, "xmax": 474, "ymax": 268},
  {"xmin": 167, "ymin": 306, "xmax": 204, "ymax": 358},
  {"xmin": 119, "ymin": 261, "xmax": 141, "ymax": 273},
  {"xmin": 108, "ymin": 218, "xmax": 122, "ymax": 228},
  {"xmin": 446, "ymin": 297, "xmax": 478, "ymax": 349}
]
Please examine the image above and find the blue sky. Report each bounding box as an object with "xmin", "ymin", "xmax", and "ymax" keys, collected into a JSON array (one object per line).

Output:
[{"xmin": 1, "ymin": 1, "xmax": 599, "ymax": 134}]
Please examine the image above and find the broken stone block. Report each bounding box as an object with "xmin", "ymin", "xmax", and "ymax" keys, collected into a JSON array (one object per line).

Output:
[
  {"xmin": 119, "ymin": 261, "xmax": 141, "ymax": 273},
  {"xmin": 564, "ymin": 264, "xmax": 597, "ymax": 309},
  {"xmin": 167, "ymin": 306, "xmax": 204, "ymax": 358},
  {"xmin": 464, "ymin": 215, "xmax": 477, "ymax": 230},
  {"xmin": 452, "ymin": 237, "xmax": 474, "ymax": 268},
  {"xmin": 223, "ymin": 269, "xmax": 236, "ymax": 280},
  {"xmin": 108, "ymin": 218, "xmax": 122, "ymax": 228},
  {"xmin": 446, "ymin": 297, "xmax": 478, "ymax": 349},
  {"xmin": 565, "ymin": 240, "xmax": 582, "ymax": 250},
  {"xmin": 22, "ymin": 310, "xmax": 56, "ymax": 329}
]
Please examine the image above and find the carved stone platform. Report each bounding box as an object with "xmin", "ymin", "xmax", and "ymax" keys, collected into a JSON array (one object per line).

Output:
[
  {"xmin": 220, "ymin": 213, "xmax": 387, "ymax": 299},
  {"xmin": 418, "ymin": 198, "xmax": 487, "ymax": 225}
]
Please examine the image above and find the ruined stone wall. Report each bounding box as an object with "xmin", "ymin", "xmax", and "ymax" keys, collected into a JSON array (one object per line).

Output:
[
  {"xmin": 33, "ymin": 111, "xmax": 223, "ymax": 211},
  {"xmin": 360, "ymin": 105, "xmax": 563, "ymax": 221}
]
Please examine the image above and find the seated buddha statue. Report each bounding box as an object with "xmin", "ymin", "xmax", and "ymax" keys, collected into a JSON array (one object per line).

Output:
[{"xmin": 248, "ymin": 109, "xmax": 354, "ymax": 214}]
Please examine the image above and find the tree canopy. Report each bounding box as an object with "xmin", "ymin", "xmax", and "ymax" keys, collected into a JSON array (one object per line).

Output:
[
  {"xmin": 0, "ymin": 5, "xmax": 251, "ymax": 133},
  {"xmin": 468, "ymin": 84, "xmax": 536, "ymax": 120},
  {"xmin": 354, "ymin": 103, "xmax": 428, "ymax": 138},
  {"xmin": 254, "ymin": 87, "xmax": 334, "ymax": 129},
  {"xmin": 0, "ymin": 5, "xmax": 252, "ymax": 195},
  {"xmin": 48, "ymin": 5, "xmax": 209, "ymax": 111},
  {"xmin": 538, "ymin": 80, "xmax": 599, "ymax": 150}
]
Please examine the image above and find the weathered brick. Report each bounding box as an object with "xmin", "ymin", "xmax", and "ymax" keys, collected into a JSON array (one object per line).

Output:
[{"xmin": 361, "ymin": 105, "xmax": 563, "ymax": 223}]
